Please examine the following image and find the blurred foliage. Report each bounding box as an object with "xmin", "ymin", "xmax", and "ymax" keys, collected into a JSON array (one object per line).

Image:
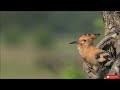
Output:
[
  {"xmin": 59, "ymin": 61, "xmax": 85, "ymax": 79},
  {"xmin": 3, "ymin": 26, "xmax": 22, "ymax": 45},
  {"xmin": 1, "ymin": 11, "xmax": 103, "ymax": 46},
  {"xmin": 0, "ymin": 11, "xmax": 104, "ymax": 79},
  {"xmin": 32, "ymin": 24, "xmax": 54, "ymax": 48},
  {"xmin": 93, "ymin": 17, "xmax": 104, "ymax": 30}
]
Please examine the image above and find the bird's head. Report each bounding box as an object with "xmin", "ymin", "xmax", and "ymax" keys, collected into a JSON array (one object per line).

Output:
[{"xmin": 69, "ymin": 34, "xmax": 100, "ymax": 49}]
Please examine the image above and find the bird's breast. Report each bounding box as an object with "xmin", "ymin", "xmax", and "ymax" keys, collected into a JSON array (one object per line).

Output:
[{"xmin": 78, "ymin": 46, "xmax": 99, "ymax": 66}]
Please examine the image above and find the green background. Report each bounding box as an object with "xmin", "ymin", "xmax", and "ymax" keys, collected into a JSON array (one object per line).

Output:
[{"xmin": 0, "ymin": 11, "xmax": 104, "ymax": 79}]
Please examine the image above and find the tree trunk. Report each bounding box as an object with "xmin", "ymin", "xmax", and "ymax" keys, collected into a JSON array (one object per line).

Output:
[
  {"xmin": 83, "ymin": 11, "xmax": 120, "ymax": 79},
  {"xmin": 102, "ymin": 11, "xmax": 120, "ymax": 76}
]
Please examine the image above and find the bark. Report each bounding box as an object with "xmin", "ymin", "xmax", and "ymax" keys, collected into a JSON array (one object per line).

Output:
[
  {"xmin": 102, "ymin": 11, "xmax": 120, "ymax": 76},
  {"xmin": 83, "ymin": 11, "xmax": 120, "ymax": 79}
]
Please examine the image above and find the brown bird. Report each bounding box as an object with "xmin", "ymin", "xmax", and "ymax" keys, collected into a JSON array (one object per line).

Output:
[{"xmin": 69, "ymin": 34, "xmax": 114, "ymax": 75}]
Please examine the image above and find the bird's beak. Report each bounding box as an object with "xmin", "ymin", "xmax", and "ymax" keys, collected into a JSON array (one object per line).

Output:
[{"xmin": 69, "ymin": 41, "xmax": 78, "ymax": 44}]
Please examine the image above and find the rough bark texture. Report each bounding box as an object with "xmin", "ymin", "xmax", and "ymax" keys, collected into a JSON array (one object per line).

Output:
[
  {"xmin": 102, "ymin": 11, "xmax": 120, "ymax": 76},
  {"xmin": 83, "ymin": 11, "xmax": 120, "ymax": 79}
]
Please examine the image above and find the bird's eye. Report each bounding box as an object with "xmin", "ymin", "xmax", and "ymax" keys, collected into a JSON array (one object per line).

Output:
[
  {"xmin": 81, "ymin": 40, "xmax": 86, "ymax": 43},
  {"xmin": 83, "ymin": 40, "xmax": 86, "ymax": 42}
]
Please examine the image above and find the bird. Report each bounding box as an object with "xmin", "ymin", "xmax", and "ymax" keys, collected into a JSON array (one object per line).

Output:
[{"xmin": 69, "ymin": 34, "xmax": 114, "ymax": 75}]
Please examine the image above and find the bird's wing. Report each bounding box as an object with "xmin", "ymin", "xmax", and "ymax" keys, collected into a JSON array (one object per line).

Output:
[{"xmin": 96, "ymin": 36, "xmax": 117, "ymax": 60}]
